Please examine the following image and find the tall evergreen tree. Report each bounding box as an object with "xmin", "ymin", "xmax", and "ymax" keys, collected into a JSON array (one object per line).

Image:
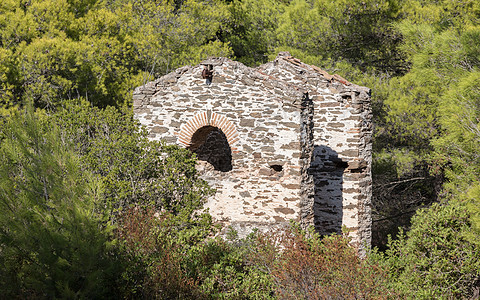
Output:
[{"xmin": 0, "ymin": 106, "xmax": 122, "ymax": 298}]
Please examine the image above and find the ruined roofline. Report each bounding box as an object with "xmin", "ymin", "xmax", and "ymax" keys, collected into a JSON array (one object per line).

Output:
[
  {"xmin": 197, "ymin": 52, "xmax": 363, "ymax": 90},
  {"xmin": 266, "ymin": 52, "xmax": 371, "ymax": 100},
  {"xmin": 273, "ymin": 52, "xmax": 352, "ymax": 85},
  {"xmin": 133, "ymin": 53, "xmax": 370, "ymax": 104}
]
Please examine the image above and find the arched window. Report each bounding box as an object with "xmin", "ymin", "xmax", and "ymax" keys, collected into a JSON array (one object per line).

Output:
[
  {"xmin": 178, "ymin": 111, "xmax": 238, "ymax": 172},
  {"xmin": 188, "ymin": 126, "xmax": 232, "ymax": 172}
]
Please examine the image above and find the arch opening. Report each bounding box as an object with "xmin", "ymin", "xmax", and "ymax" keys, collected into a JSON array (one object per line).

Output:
[{"xmin": 189, "ymin": 126, "xmax": 232, "ymax": 172}]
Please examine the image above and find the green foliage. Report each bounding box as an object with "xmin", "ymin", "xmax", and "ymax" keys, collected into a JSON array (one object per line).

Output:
[
  {"xmin": 371, "ymin": 150, "xmax": 438, "ymax": 250},
  {"xmin": 219, "ymin": 0, "xmax": 407, "ymax": 72},
  {"xmin": 0, "ymin": 0, "xmax": 133, "ymax": 107},
  {"xmin": 385, "ymin": 20, "xmax": 480, "ymax": 242},
  {"xmin": 0, "ymin": 0, "xmax": 232, "ymax": 109},
  {"xmin": 375, "ymin": 202, "xmax": 480, "ymax": 298},
  {"xmin": 51, "ymin": 100, "xmax": 213, "ymax": 221},
  {"xmin": 116, "ymin": 209, "xmax": 274, "ymax": 299},
  {"xmin": 220, "ymin": 0, "xmax": 280, "ymax": 66},
  {"xmin": 195, "ymin": 229, "xmax": 274, "ymax": 299},
  {"xmin": 400, "ymin": 0, "xmax": 480, "ymax": 30},
  {"xmin": 434, "ymin": 71, "xmax": 480, "ymax": 186},
  {"xmin": 111, "ymin": 0, "xmax": 232, "ymax": 78},
  {"xmin": 2, "ymin": 0, "xmax": 480, "ymax": 296},
  {"xmin": 0, "ymin": 106, "xmax": 123, "ymax": 298},
  {"xmin": 382, "ymin": 17, "xmax": 480, "ymax": 163},
  {"xmin": 116, "ymin": 208, "xmax": 207, "ymax": 298},
  {"xmin": 465, "ymin": 185, "xmax": 480, "ymax": 240},
  {"xmin": 274, "ymin": 0, "xmax": 405, "ymax": 74},
  {"xmin": 431, "ymin": 67, "xmax": 480, "ymax": 245},
  {"xmin": 372, "ymin": 11, "xmax": 480, "ymax": 247},
  {"xmin": 0, "ymin": 102, "xmax": 222, "ymax": 298},
  {"xmin": 116, "ymin": 212, "xmax": 394, "ymax": 299}
]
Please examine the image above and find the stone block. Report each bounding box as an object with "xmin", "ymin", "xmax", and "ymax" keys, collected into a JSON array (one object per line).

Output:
[
  {"xmin": 151, "ymin": 126, "xmax": 168, "ymax": 134},
  {"xmin": 274, "ymin": 207, "xmax": 295, "ymax": 215},
  {"xmin": 320, "ymin": 102, "xmax": 341, "ymax": 108},
  {"xmin": 240, "ymin": 119, "xmax": 255, "ymax": 127},
  {"xmin": 212, "ymin": 76, "xmax": 226, "ymax": 83}
]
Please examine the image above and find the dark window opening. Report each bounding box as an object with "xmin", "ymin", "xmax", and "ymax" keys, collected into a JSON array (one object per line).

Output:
[
  {"xmin": 270, "ymin": 164, "xmax": 283, "ymax": 172},
  {"xmin": 332, "ymin": 157, "xmax": 348, "ymax": 169},
  {"xmin": 189, "ymin": 126, "xmax": 232, "ymax": 172}
]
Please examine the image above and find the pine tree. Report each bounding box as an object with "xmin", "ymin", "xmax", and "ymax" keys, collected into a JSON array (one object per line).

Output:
[{"xmin": 0, "ymin": 106, "xmax": 122, "ymax": 298}]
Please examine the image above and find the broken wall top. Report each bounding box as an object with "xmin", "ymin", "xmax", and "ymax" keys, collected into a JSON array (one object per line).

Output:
[{"xmin": 133, "ymin": 52, "xmax": 371, "ymax": 109}]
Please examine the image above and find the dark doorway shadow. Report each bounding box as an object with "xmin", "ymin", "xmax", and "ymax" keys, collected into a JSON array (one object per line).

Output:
[
  {"xmin": 189, "ymin": 126, "xmax": 232, "ymax": 172},
  {"xmin": 308, "ymin": 145, "xmax": 346, "ymax": 236}
]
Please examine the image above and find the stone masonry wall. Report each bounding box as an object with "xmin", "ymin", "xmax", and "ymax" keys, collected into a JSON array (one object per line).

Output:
[
  {"xmin": 134, "ymin": 57, "xmax": 307, "ymax": 236},
  {"xmin": 255, "ymin": 54, "xmax": 372, "ymax": 246},
  {"xmin": 133, "ymin": 53, "xmax": 372, "ymax": 246}
]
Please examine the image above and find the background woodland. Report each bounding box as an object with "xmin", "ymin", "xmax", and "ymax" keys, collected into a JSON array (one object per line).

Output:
[{"xmin": 0, "ymin": 0, "xmax": 480, "ymax": 298}]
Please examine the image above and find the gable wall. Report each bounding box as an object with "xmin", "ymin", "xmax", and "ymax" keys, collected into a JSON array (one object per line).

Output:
[{"xmin": 134, "ymin": 60, "xmax": 308, "ymax": 234}]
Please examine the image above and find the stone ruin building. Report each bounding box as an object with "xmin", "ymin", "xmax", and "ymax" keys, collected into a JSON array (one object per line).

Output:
[{"xmin": 133, "ymin": 52, "xmax": 372, "ymax": 247}]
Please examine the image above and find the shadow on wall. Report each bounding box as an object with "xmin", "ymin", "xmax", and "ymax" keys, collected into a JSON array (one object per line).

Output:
[
  {"xmin": 309, "ymin": 145, "xmax": 346, "ymax": 236},
  {"xmin": 189, "ymin": 126, "xmax": 232, "ymax": 172}
]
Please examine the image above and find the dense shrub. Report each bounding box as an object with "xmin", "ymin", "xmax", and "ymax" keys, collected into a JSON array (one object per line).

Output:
[
  {"xmin": 115, "ymin": 208, "xmax": 274, "ymax": 299},
  {"xmin": 249, "ymin": 226, "xmax": 394, "ymax": 299},
  {"xmin": 0, "ymin": 103, "xmax": 216, "ymax": 298},
  {"xmin": 375, "ymin": 202, "xmax": 480, "ymax": 299},
  {"xmin": 116, "ymin": 208, "xmax": 205, "ymax": 298},
  {"xmin": 51, "ymin": 100, "xmax": 213, "ymax": 221},
  {"xmin": 115, "ymin": 211, "xmax": 394, "ymax": 300}
]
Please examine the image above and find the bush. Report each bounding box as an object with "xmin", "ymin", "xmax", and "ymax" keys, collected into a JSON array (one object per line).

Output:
[
  {"xmin": 0, "ymin": 102, "xmax": 215, "ymax": 298},
  {"xmin": 250, "ymin": 225, "xmax": 394, "ymax": 299},
  {"xmin": 51, "ymin": 100, "xmax": 213, "ymax": 221},
  {"xmin": 116, "ymin": 209, "xmax": 394, "ymax": 299},
  {"xmin": 116, "ymin": 208, "xmax": 274, "ymax": 299},
  {"xmin": 116, "ymin": 207, "xmax": 206, "ymax": 298},
  {"xmin": 376, "ymin": 202, "xmax": 480, "ymax": 299}
]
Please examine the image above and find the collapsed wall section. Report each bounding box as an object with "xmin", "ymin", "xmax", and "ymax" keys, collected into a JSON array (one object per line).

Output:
[{"xmin": 310, "ymin": 87, "xmax": 372, "ymax": 247}]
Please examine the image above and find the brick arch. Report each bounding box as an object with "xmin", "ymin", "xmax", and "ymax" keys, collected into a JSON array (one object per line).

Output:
[{"xmin": 177, "ymin": 111, "xmax": 239, "ymax": 151}]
